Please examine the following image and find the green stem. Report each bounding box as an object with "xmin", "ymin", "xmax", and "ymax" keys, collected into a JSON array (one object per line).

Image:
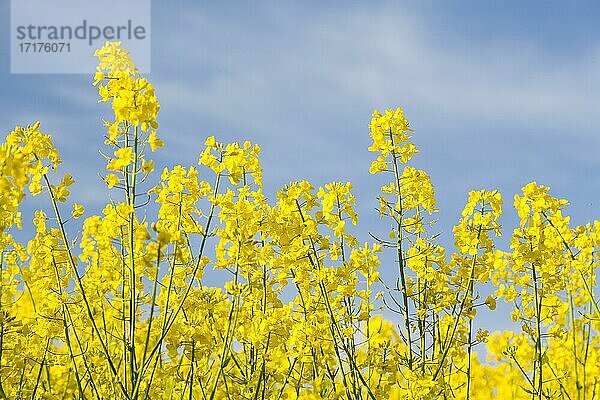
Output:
[
  {"xmin": 531, "ymin": 261, "xmax": 543, "ymax": 400},
  {"xmin": 39, "ymin": 161, "xmax": 128, "ymax": 399},
  {"xmin": 388, "ymin": 128, "xmax": 413, "ymax": 369},
  {"xmin": 127, "ymin": 124, "xmax": 140, "ymax": 391}
]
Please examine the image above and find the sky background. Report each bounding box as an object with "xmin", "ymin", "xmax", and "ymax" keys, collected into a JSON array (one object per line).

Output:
[{"xmin": 2, "ymin": 1, "xmax": 600, "ymax": 337}]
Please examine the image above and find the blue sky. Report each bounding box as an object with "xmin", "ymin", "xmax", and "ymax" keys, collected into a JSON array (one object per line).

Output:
[{"xmin": 2, "ymin": 1, "xmax": 600, "ymax": 333}]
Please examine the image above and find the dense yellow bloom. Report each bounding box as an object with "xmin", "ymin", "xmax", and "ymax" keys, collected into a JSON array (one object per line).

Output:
[{"xmin": 0, "ymin": 41, "xmax": 599, "ymax": 400}]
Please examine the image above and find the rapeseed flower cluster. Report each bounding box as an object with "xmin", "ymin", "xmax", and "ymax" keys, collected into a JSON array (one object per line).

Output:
[{"xmin": 0, "ymin": 42, "xmax": 598, "ymax": 400}]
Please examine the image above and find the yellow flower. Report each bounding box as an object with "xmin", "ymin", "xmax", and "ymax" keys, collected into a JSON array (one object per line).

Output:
[
  {"xmin": 148, "ymin": 131, "xmax": 163, "ymax": 152},
  {"xmin": 484, "ymin": 294, "xmax": 497, "ymax": 310},
  {"xmin": 105, "ymin": 173, "xmax": 120, "ymax": 188},
  {"xmin": 107, "ymin": 147, "xmax": 133, "ymax": 170},
  {"xmin": 71, "ymin": 203, "xmax": 85, "ymax": 219},
  {"xmin": 204, "ymin": 135, "xmax": 217, "ymax": 148}
]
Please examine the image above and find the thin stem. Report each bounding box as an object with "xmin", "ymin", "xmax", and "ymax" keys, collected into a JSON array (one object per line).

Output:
[
  {"xmin": 38, "ymin": 161, "xmax": 128, "ymax": 399},
  {"xmin": 531, "ymin": 261, "xmax": 543, "ymax": 400},
  {"xmin": 388, "ymin": 127, "xmax": 413, "ymax": 369}
]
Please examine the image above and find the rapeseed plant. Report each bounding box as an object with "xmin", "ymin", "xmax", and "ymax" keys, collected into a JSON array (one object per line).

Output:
[{"xmin": 0, "ymin": 41, "xmax": 598, "ymax": 399}]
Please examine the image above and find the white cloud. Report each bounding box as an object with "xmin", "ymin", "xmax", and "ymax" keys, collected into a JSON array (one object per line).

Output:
[{"xmin": 154, "ymin": 3, "xmax": 600, "ymax": 132}]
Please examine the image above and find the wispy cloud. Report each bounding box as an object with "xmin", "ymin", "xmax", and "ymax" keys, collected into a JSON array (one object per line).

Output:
[{"xmin": 148, "ymin": 3, "xmax": 600, "ymax": 225}]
